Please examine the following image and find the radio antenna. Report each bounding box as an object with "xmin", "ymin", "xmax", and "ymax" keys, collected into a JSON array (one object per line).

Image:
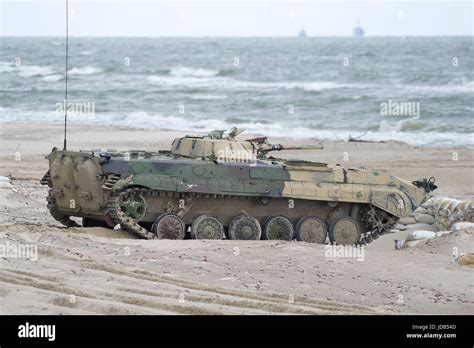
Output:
[{"xmin": 63, "ymin": 0, "xmax": 69, "ymax": 150}]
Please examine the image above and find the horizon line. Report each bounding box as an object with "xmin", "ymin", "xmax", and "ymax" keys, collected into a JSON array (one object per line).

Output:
[{"xmin": 1, "ymin": 34, "xmax": 473, "ymax": 38}]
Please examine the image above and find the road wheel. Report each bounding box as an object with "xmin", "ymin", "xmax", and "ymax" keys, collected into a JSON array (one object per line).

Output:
[
  {"xmin": 329, "ymin": 216, "xmax": 361, "ymax": 245},
  {"xmin": 191, "ymin": 214, "xmax": 224, "ymax": 240},
  {"xmin": 118, "ymin": 191, "xmax": 146, "ymax": 222},
  {"xmin": 295, "ymin": 215, "xmax": 327, "ymax": 244},
  {"xmin": 228, "ymin": 214, "xmax": 261, "ymax": 240},
  {"xmin": 263, "ymin": 216, "xmax": 294, "ymax": 240},
  {"xmin": 152, "ymin": 213, "xmax": 186, "ymax": 239}
]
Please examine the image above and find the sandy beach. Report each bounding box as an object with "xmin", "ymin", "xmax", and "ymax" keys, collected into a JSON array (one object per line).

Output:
[{"xmin": 0, "ymin": 122, "xmax": 473, "ymax": 314}]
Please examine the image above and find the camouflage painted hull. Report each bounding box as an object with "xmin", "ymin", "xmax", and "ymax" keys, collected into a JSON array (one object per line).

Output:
[{"xmin": 41, "ymin": 147, "xmax": 433, "ymax": 245}]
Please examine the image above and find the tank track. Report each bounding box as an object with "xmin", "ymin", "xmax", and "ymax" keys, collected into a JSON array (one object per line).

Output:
[
  {"xmin": 46, "ymin": 189, "xmax": 81, "ymax": 227},
  {"xmin": 105, "ymin": 186, "xmax": 158, "ymax": 240},
  {"xmin": 359, "ymin": 206, "xmax": 398, "ymax": 244},
  {"xmin": 104, "ymin": 185, "xmax": 398, "ymax": 245}
]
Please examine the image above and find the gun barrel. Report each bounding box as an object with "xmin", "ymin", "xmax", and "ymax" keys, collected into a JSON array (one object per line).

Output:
[
  {"xmin": 278, "ymin": 144, "xmax": 324, "ymax": 150},
  {"xmin": 258, "ymin": 143, "xmax": 324, "ymax": 153}
]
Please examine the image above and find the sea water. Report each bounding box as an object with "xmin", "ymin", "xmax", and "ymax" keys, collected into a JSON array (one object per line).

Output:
[{"xmin": 0, "ymin": 37, "xmax": 472, "ymax": 147}]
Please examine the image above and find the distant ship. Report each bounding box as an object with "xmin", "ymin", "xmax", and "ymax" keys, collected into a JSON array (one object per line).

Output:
[
  {"xmin": 352, "ymin": 25, "xmax": 365, "ymax": 37},
  {"xmin": 297, "ymin": 28, "xmax": 307, "ymax": 38}
]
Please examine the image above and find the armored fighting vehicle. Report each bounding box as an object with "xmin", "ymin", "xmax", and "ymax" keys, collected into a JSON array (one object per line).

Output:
[{"xmin": 41, "ymin": 127, "xmax": 437, "ymax": 245}]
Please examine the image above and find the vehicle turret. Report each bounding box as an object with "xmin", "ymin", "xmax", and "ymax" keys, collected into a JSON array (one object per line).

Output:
[{"xmin": 169, "ymin": 127, "xmax": 323, "ymax": 161}]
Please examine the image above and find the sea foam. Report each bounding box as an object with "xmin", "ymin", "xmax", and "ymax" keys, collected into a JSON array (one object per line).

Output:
[
  {"xmin": 68, "ymin": 66, "xmax": 103, "ymax": 75},
  {"xmin": 2, "ymin": 108, "xmax": 473, "ymax": 148},
  {"xmin": 169, "ymin": 66, "xmax": 219, "ymax": 77}
]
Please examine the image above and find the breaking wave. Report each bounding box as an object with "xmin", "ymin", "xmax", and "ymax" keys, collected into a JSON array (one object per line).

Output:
[
  {"xmin": 0, "ymin": 61, "xmax": 56, "ymax": 77},
  {"xmin": 378, "ymin": 119, "xmax": 428, "ymax": 133},
  {"xmin": 169, "ymin": 66, "xmax": 220, "ymax": 77},
  {"xmin": 0, "ymin": 62, "xmax": 102, "ymax": 79},
  {"xmin": 147, "ymin": 74, "xmax": 346, "ymax": 91},
  {"xmin": 408, "ymin": 80, "xmax": 474, "ymax": 94},
  {"xmin": 2, "ymin": 108, "xmax": 473, "ymax": 148},
  {"xmin": 68, "ymin": 66, "xmax": 103, "ymax": 75},
  {"xmin": 189, "ymin": 94, "xmax": 228, "ymax": 100},
  {"xmin": 0, "ymin": 61, "xmax": 15, "ymax": 74},
  {"xmin": 42, "ymin": 74, "xmax": 64, "ymax": 82}
]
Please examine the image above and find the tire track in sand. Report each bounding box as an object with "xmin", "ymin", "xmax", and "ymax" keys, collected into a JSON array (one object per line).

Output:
[{"xmin": 80, "ymin": 260, "xmax": 380, "ymax": 314}]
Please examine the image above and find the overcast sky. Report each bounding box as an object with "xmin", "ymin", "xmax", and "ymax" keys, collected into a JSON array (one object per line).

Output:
[{"xmin": 1, "ymin": 0, "xmax": 472, "ymax": 37}]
